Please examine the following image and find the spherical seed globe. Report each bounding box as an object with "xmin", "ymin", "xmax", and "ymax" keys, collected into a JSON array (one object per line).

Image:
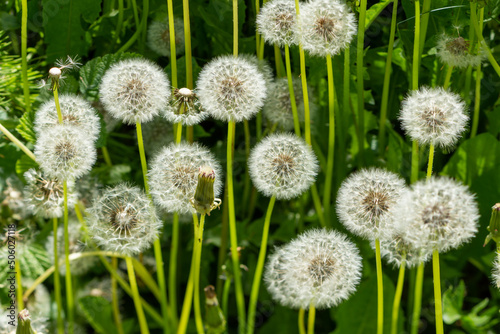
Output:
[
  {"xmin": 196, "ymin": 55, "xmax": 267, "ymax": 123},
  {"xmin": 265, "ymin": 229, "xmax": 362, "ymax": 310},
  {"xmin": 436, "ymin": 34, "xmax": 483, "ymax": 69},
  {"xmin": 394, "ymin": 177, "xmax": 479, "ymax": 254},
  {"xmin": 34, "ymin": 94, "xmax": 101, "ymax": 142},
  {"xmin": 86, "ymin": 184, "xmax": 162, "ymax": 256},
  {"xmin": 34, "ymin": 124, "xmax": 96, "ymax": 181},
  {"xmin": 248, "ymin": 133, "xmax": 318, "ymax": 200},
  {"xmin": 296, "ymin": 0, "xmax": 357, "ymax": 57},
  {"xmin": 257, "ymin": 0, "xmax": 299, "ymax": 47},
  {"xmin": 399, "ymin": 86, "xmax": 468, "ymax": 148},
  {"xmin": 147, "ymin": 17, "xmax": 185, "ymax": 57},
  {"xmin": 336, "ymin": 168, "xmax": 406, "ymax": 240},
  {"xmin": 99, "ymin": 58, "xmax": 171, "ymax": 125},
  {"xmin": 148, "ymin": 142, "xmax": 223, "ymax": 214}
]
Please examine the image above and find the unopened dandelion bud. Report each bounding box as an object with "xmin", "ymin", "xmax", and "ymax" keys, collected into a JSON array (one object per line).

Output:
[
  {"xmin": 484, "ymin": 203, "xmax": 500, "ymax": 247},
  {"xmin": 192, "ymin": 166, "xmax": 218, "ymax": 215},
  {"xmin": 16, "ymin": 309, "xmax": 35, "ymax": 334},
  {"xmin": 204, "ymin": 285, "xmax": 226, "ymax": 334}
]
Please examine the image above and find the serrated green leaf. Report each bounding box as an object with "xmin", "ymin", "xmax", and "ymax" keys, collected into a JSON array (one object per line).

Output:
[
  {"xmin": 15, "ymin": 155, "xmax": 38, "ymax": 177},
  {"xmin": 78, "ymin": 296, "xmax": 118, "ymax": 333},
  {"xmin": 16, "ymin": 109, "xmax": 36, "ymax": 144},
  {"xmin": 443, "ymin": 280, "xmax": 465, "ymax": 324},
  {"xmin": 0, "ymin": 243, "xmax": 50, "ymax": 283}
]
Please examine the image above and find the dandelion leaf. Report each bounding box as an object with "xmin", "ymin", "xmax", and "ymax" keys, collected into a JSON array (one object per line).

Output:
[
  {"xmin": 16, "ymin": 108, "xmax": 36, "ymax": 144},
  {"xmin": 15, "ymin": 155, "xmax": 38, "ymax": 178}
]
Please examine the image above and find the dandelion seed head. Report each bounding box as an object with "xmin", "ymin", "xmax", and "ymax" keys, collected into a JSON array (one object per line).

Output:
[
  {"xmin": 249, "ymin": 133, "xmax": 318, "ymax": 200},
  {"xmin": 147, "ymin": 17, "xmax": 185, "ymax": 57},
  {"xmin": 99, "ymin": 58, "xmax": 171, "ymax": 125},
  {"xmin": 163, "ymin": 87, "xmax": 208, "ymax": 126},
  {"xmin": 141, "ymin": 116, "xmax": 174, "ymax": 156},
  {"xmin": 436, "ymin": 34, "xmax": 483, "ymax": 68},
  {"xmin": 257, "ymin": 0, "xmax": 299, "ymax": 47},
  {"xmin": 377, "ymin": 232, "xmax": 432, "ymax": 268}
]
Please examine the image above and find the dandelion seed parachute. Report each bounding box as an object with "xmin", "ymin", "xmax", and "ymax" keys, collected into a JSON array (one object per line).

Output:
[
  {"xmin": 99, "ymin": 58, "xmax": 171, "ymax": 125},
  {"xmin": 257, "ymin": 0, "xmax": 298, "ymax": 47},
  {"xmin": 196, "ymin": 55, "xmax": 267, "ymax": 123},
  {"xmin": 264, "ymin": 229, "xmax": 362, "ymax": 309},
  {"xmin": 148, "ymin": 142, "xmax": 222, "ymax": 214},
  {"xmin": 86, "ymin": 184, "xmax": 162, "ymax": 257},
  {"xmin": 336, "ymin": 168, "xmax": 406, "ymax": 240},
  {"xmin": 436, "ymin": 34, "xmax": 483, "ymax": 69},
  {"xmin": 147, "ymin": 17, "xmax": 185, "ymax": 57},
  {"xmin": 399, "ymin": 86, "xmax": 468, "ymax": 149},
  {"xmin": 248, "ymin": 133, "xmax": 318, "ymax": 200}
]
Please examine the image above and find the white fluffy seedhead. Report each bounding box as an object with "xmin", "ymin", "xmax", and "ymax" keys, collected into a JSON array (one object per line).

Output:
[
  {"xmin": 239, "ymin": 54, "xmax": 274, "ymax": 90},
  {"xmin": 86, "ymin": 184, "xmax": 162, "ymax": 256},
  {"xmin": 257, "ymin": 0, "xmax": 299, "ymax": 47},
  {"xmin": 142, "ymin": 116, "xmax": 174, "ymax": 155},
  {"xmin": 196, "ymin": 55, "xmax": 267, "ymax": 123},
  {"xmin": 436, "ymin": 34, "xmax": 483, "ymax": 68},
  {"xmin": 265, "ymin": 229, "xmax": 362, "ymax": 310},
  {"xmin": 99, "ymin": 58, "xmax": 171, "ymax": 125},
  {"xmin": 164, "ymin": 88, "xmax": 208, "ymax": 126},
  {"xmin": 336, "ymin": 168, "xmax": 407, "ymax": 240},
  {"xmin": 377, "ymin": 232, "xmax": 432, "ymax": 268},
  {"xmin": 23, "ymin": 169, "xmax": 76, "ymax": 218},
  {"xmin": 399, "ymin": 87, "xmax": 468, "ymax": 149},
  {"xmin": 34, "ymin": 125, "xmax": 96, "ymax": 181},
  {"xmin": 394, "ymin": 177, "xmax": 479, "ymax": 254},
  {"xmin": 34, "ymin": 94, "xmax": 101, "ymax": 142},
  {"xmin": 147, "ymin": 17, "xmax": 185, "ymax": 57},
  {"xmin": 296, "ymin": 0, "xmax": 357, "ymax": 57},
  {"xmin": 148, "ymin": 142, "xmax": 222, "ymax": 214},
  {"xmin": 249, "ymin": 133, "xmax": 318, "ymax": 200}
]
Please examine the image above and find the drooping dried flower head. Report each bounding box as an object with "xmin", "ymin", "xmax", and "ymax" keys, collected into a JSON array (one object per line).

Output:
[
  {"xmin": 196, "ymin": 55, "xmax": 267, "ymax": 123},
  {"xmin": 296, "ymin": 0, "xmax": 357, "ymax": 57},
  {"xmin": 264, "ymin": 229, "xmax": 362, "ymax": 309},
  {"xmin": 248, "ymin": 133, "xmax": 318, "ymax": 200},
  {"xmin": 99, "ymin": 58, "xmax": 171, "ymax": 124},
  {"xmin": 436, "ymin": 34, "xmax": 483, "ymax": 68},
  {"xmin": 34, "ymin": 125, "xmax": 96, "ymax": 181},
  {"xmin": 147, "ymin": 17, "xmax": 185, "ymax": 57},
  {"xmin": 86, "ymin": 184, "xmax": 162, "ymax": 256},
  {"xmin": 149, "ymin": 143, "xmax": 222, "ymax": 214},
  {"xmin": 257, "ymin": 0, "xmax": 299, "ymax": 47},
  {"xmin": 163, "ymin": 88, "xmax": 208, "ymax": 126},
  {"xmin": 34, "ymin": 94, "xmax": 101, "ymax": 142},
  {"xmin": 394, "ymin": 177, "xmax": 479, "ymax": 254},
  {"xmin": 399, "ymin": 87, "xmax": 468, "ymax": 148},
  {"xmin": 24, "ymin": 169, "xmax": 76, "ymax": 218}
]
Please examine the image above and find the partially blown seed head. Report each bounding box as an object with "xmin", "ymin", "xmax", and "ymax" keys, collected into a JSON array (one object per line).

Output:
[
  {"xmin": 147, "ymin": 17, "xmax": 185, "ymax": 57},
  {"xmin": 164, "ymin": 88, "xmax": 208, "ymax": 126},
  {"xmin": 436, "ymin": 34, "xmax": 483, "ymax": 68},
  {"xmin": 257, "ymin": 0, "xmax": 299, "ymax": 47}
]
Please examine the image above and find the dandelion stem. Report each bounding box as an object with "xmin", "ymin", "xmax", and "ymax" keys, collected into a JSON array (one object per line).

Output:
[
  {"xmin": 233, "ymin": 0, "xmax": 238, "ymax": 56},
  {"xmin": 54, "ymin": 87, "xmax": 63, "ymax": 124},
  {"xmin": 470, "ymin": 7, "xmax": 500, "ymax": 78},
  {"xmin": 274, "ymin": 44, "xmax": 285, "ymax": 77},
  {"xmin": 311, "ymin": 185, "xmax": 326, "ymax": 227},
  {"xmin": 378, "ymin": 0, "xmax": 399, "ymax": 155},
  {"xmin": 63, "ymin": 180, "xmax": 75, "ymax": 334},
  {"xmin": 113, "ymin": 0, "xmax": 124, "ymax": 49},
  {"xmin": 375, "ymin": 238, "xmax": 384, "ymax": 334},
  {"xmin": 391, "ymin": 254, "xmax": 406, "ymax": 334},
  {"xmin": 285, "ymin": 44, "xmax": 301, "ymax": 137},
  {"xmin": 227, "ymin": 121, "xmax": 246, "ymax": 333},
  {"xmin": 419, "ymin": 0, "xmax": 431, "ymax": 55},
  {"xmin": 356, "ymin": 0, "xmax": 367, "ymax": 165},
  {"xmin": 410, "ymin": 262, "xmax": 424, "ymax": 334},
  {"xmin": 410, "ymin": 1, "xmax": 421, "ymax": 185},
  {"xmin": 168, "ymin": 0, "xmax": 178, "ymax": 88},
  {"xmin": 307, "ymin": 304, "xmax": 316, "ymax": 334},
  {"xmin": 340, "ymin": 47, "xmax": 350, "ymax": 179},
  {"xmin": 183, "ymin": 0, "xmax": 193, "ymax": 89},
  {"xmin": 242, "ymin": 120, "xmax": 252, "ymax": 214},
  {"xmin": 411, "ymin": 141, "xmax": 419, "ymax": 184},
  {"xmin": 323, "ymin": 54, "xmax": 335, "ymax": 223},
  {"xmin": 432, "ymin": 249, "xmax": 444, "ymax": 334},
  {"xmin": 169, "ymin": 213, "xmax": 180, "ymax": 327},
  {"xmin": 117, "ymin": 0, "xmax": 148, "ymax": 53},
  {"xmin": 298, "ymin": 308, "xmax": 306, "ymax": 334},
  {"xmin": 426, "ymin": 144, "xmax": 434, "ymax": 180},
  {"xmin": 15, "ymin": 259, "xmax": 24, "ymax": 310},
  {"xmin": 443, "ymin": 65, "xmax": 453, "ymax": 90},
  {"xmin": 471, "ymin": 7, "xmax": 484, "ymax": 139},
  {"xmin": 222, "ymin": 276, "xmax": 231, "ymax": 321},
  {"xmin": 126, "ymin": 256, "xmax": 150, "ymax": 334},
  {"xmin": 52, "ymin": 217, "xmax": 64, "ymax": 334},
  {"xmin": 247, "ymin": 195, "xmax": 276, "ymax": 333},
  {"xmin": 0, "ymin": 122, "xmax": 37, "ymax": 162},
  {"xmin": 102, "ymin": 146, "xmax": 113, "ymax": 167},
  {"xmin": 193, "ymin": 214, "xmax": 206, "ymax": 333},
  {"xmin": 21, "ymin": 0, "xmax": 30, "ymax": 113},
  {"xmin": 112, "ymin": 257, "xmax": 125, "ymax": 334},
  {"xmin": 131, "ymin": 0, "xmax": 140, "ymax": 28}
]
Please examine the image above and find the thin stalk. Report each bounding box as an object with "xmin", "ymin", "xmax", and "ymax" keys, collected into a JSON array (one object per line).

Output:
[
  {"xmin": 298, "ymin": 308, "xmax": 306, "ymax": 334},
  {"xmin": 323, "ymin": 55, "xmax": 335, "ymax": 221},
  {"xmin": 112, "ymin": 257, "xmax": 125, "ymax": 334},
  {"xmin": 112, "ymin": 0, "xmax": 124, "ymax": 48},
  {"xmin": 432, "ymin": 249, "xmax": 444, "ymax": 334},
  {"xmin": 169, "ymin": 213, "xmax": 180, "ymax": 327},
  {"xmin": 15, "ymin": 260, "xmax": 24, "ymax": 310},
  {"xmin": 426, "ymin": 144, "xmax": 434, "ymax": 179},
  {"xmin": 412, "ymin": 0, "xmax": 420, "ymax": 91},
  {"xmin": 222, "ymin": 275, "xmax": 231, "ymax": 321},
  {"xmin": 167, "ymin": 0, "xmax": 178, "ymax": 88},
  {"xmin": 53, "ymin": 217, "xmax": 64, "ymax": 334},
  {"xmin": 284, "ymin": 44, "xmax": 301, "ymax": 137},
  {"xmin": 136, "ymin": 121, "xmax": 150, "ymax": 194},
  {"xmin": 117, "ymin": 0, "xmax": 148, "ymax": 53},
  {"xmin": 356, "ymin": 0, "xmax": 367, "ymax": 165},
  {"xmin": 255, "ymin": 0, "xmax": 260, "ymax": 54},
  {"xmin": 311, "ymin": 185, "xmax": 326, "ymax": 227},
  {"xmin": 126, "ymin": 257, "xmax": 150, "ymax": 334},
  {"xmin": 233, "ymin": 0, "xmax": 238, "ymax": 56},
  {"xmin": 340, "ymin": 47, "xmax": 349, "ymax": 177},
  {"xmin": 0, "ymin": 122, "xmax": 37, "ymax": 162},
  {"xmin": 63, "ymin": 180, "xmax": 74, "ymax": 334},
  {"xmin": 470, "ymin": 8, "xmax": 500, "ymax": 78},
  {"xmin": 242, "ymin": 120, "xmax": 252, "ymax": 213},
  {"xmin": 443, "ymin": 65, "xmax": 453, "ymax": 90},
  {"xmin": 378, "ymin": 0, "xmax": 399, "ymax": 155},
  {"xmin": 307, "ymin": 305, "xmax": 316, "ymax": 334},
  {"xmin": 247, "ymin": 195, "xmax": 276, "ymax": 333},
  {"xmin": 54, "ymin": 87, "xmax": 63, "ymax": 124},
  {"xmin": 375, "ymin": 238, "xmax": 384, "ymax": 334},
  {"xmin": 411, "ymin": 141, "xmax": 419, "ymax": 184},
  {"xmin": 471, "ymin": 7, "xmax": 484, "ymax": 138},
  {"xmin": 131, "ymin": 0, "xmax": 139, "ymax": 28},
  {"xmin": 183, "ymin": 0, "xmax": 193, "ymax": 88},
  {"xmin": 21, "ymin": 0, "xmax": 30, "ymax": 113},
  {"xmin": 273, "ymin": 45, "xmax": 285, "ymax": 77},
  {"xmin": 227, "ymin": 121, "xmax": 246, "ymax": 332},
  {"xmin": 391, "ymin": 254, "xmax": 406, "ymax": 334},
  {"xmin": 410, "ymin": 262, "xmax": 424, "ymax": 334},
  {"xmin": 176, "ymin": 122, "xmax": 183, "ymax": 144},
  {"xmin": 102, "ymin": 146, "xmax": 113, "ymax": 167},
  {"xmin": 139, "ymin": 0, "xmax": 149, "ymax": 50},
  {"xmin": 193, "ymin": 214, "xmax": 206, "ymax": 333},
  {"xmin": 419, "ymin": 0, "xmax": 431, "ymax": 56}
]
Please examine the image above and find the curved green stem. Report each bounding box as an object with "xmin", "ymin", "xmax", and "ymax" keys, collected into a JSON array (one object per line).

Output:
[
  {"xmin": 15, "ymin": 260, "xmax": 24, "ymax": 310},
  {"xmin": 375, "ymin": 238, "xmax": 384, "ymax": 334},
  {"xmin": 356, "ymin": 0, "xmax": 367, "ymax": 165},
  {"xmin": 324, "ymin": 55, "xmax": 335, "ymax": 222},
  {"xmin": 285, "ymin": 44, "xmax": 301, "ymax": 137},
  {"xmin": 426, "ymin": 144, "xmax": 434, "ymax": 180},
  {"xmin": 112, "ymin": 257, "xmax": 125, "ymax": 334},
  {"xmin": 131, "ymin": 0, "xmax": 139, "ymax": 28},
  {"xmin": 391, "ymin": 254, "xmax": 406, "ymax": 334},
  {"xmin": 170, "ymin": 213, "xmax": 180, "ymax": 327},
  {"xmin": 247, "ymin": 195, "xmax": 276, "ymax": 333},
  {"xmin": 443, "ymin": 65, "xmax": 453, "ymax": 90},
  {"xmin": 113, "ymin": 0, "xmax": 124, "ymax": 49},
  {"xmin": 470, "ymin": 7, "xmax": 500, "ymax": 78},
  {"xmin": 63, "ymin": 180, "xmax": 74, "ymax": 334},
  {"xmin": 193, "ymin": 214, "xmax": 206, "ymax": 333},
  {"xmin": 117, "ymin": 0, "xmax": 148, "ymax": 53},
  {"xmin": 410, "ymin": 262, "xmax": 424, "ymax": 334},
  {"xmin": 126, "ymin": 257, "xmax": 150, "ymax": 334},
  {"xmin": 183, "ymin": 0, "xmax": 193, "ymax": 88},
  {"xmin": 167, "ymin": 0, "xmax": 178, "ymax": 88},
  {"xmin": 419, "ymin": 0, "xmax": 431, "ymax": 55},
  {"xmin": 432, "ymin": 250, "xmax": 444, "ymax": 334},
  {"xmin": 298, "ymin": 308, "xmax": 306, "ymax": 334},
  {"xmin": 21, "ymin": 0, "xmax": 30, "ymax": 113},
  {"xmin": 102, "ymin": 146, "xmax": 113, "ymax": 167},
  {"xmin": 53, "ymin": 217, "xmax": 64, "ymax": 334},
  {"xmin": 471, "ymin": 7, "xmax": 484, "ymax": 139},
  {"xmin": 0, "ymin": 122, "xmax": 37, "ymax": 162},
  {"xmin": 307, "ymin": 305, "xmax": 316, "ymax": 334}
]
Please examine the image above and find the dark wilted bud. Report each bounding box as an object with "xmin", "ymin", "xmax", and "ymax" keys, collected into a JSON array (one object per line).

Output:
[
  {"xmin": 204, "ymin": 285, "xmax": 226, "ymax": 334},
  {"xmin": 484, "ymin": 203, "xmax": 500, "ymax": 247},
  {"xmin": 16, "ymin": 309, "xmax": 35, "ymax": 334},
  {"xmin": 191, "ymin": 166, "xmax": 221, "ymax": 215}
]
